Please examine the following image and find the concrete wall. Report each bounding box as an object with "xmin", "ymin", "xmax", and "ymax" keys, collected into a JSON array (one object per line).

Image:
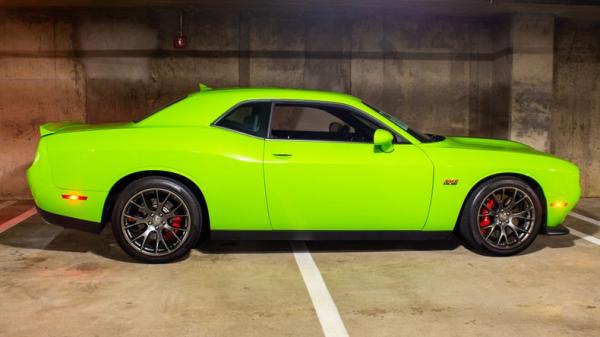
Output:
[
  {"xmin": 488, "ymin": 15, "xmax": 511, "ymax": 140},
  {"xmin": 552, "ymin": 18, "xmax": 600, "ymax": 197},
  {"xmin": 0, "ymin": 8, "xmax": 598, "ymax": 198},
  {"xmin": 0, "ymin": 12, "xmax": 85, "ymax": 199},
  {"xmin": 509, "ymin": 14, "xmax": 555, "ymax": 152}
]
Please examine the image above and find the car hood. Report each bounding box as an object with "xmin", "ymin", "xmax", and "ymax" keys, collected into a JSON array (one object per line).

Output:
[{"xmin": 435, "ymin": 136, "xmax": 537, "ymax": 153}]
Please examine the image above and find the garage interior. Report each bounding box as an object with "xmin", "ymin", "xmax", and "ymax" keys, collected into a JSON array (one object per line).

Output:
[{"xmin": 1, "ymin": 0, "xmax": 599, "ymax": 336}]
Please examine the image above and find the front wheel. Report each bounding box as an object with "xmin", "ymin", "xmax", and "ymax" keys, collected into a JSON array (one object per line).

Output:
[
  {"xmin": 458, "ymin": 177, "xmax": 543, "ymax": 256},
  {"xmin": 111, "ymin": 176, "xmax": 203, "ymax": 263}
]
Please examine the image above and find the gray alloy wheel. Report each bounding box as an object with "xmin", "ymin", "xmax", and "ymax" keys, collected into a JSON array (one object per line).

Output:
[
  {"xmin": 111, "ymin": 176, "xmax": 202, "ymax": 263},
  {"xmin": 121, "ymin": 188, "xmax": 191, "ymax": 257},
  {"xmin": 477, "ymin": 187, "xmax": 536, "ymax": 250},
  {"xmin": 458, "ymin": 176, "xmax": 543, "ymax": 256}
]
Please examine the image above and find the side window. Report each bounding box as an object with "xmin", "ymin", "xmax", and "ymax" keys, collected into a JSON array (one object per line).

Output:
[
  {"xmin": 270, "ymin": 103, "xmax": 397, "ymax": 143},
  {"xmin": 215, "ymin": 102, "xmax": 271, "ymax": 137}
]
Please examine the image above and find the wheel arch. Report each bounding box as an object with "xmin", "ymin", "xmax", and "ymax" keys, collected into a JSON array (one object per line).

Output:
[
  {"xmin": 101, "ymin": 170, "xmax": 210, "ymax": 231},
  {"xmin": 455, "ymin": 173, "xmax": 547, "ymax": 231}
]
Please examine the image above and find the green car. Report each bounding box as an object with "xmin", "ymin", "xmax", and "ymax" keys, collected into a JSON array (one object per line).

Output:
[{"xmin": 27, "ymin": 86, "xmax": 580, "ymax": 263}]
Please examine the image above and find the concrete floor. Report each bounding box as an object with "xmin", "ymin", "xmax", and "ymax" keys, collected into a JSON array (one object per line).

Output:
[{"xmin": 0, "ymin": 200, "xmax": 599, "ymax": 337}]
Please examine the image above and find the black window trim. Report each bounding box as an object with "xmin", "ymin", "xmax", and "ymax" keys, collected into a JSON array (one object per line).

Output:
[
  {"xmin": 211, "ymin": 98, "xmax": 409, "ymax": 144},
  {"xmin": 267, "ymin": 100, "xmax": 408, "ymax": 144},
  {"xmin": 211, "ymin": 99, "xmax": 274, "ymax": 139}
]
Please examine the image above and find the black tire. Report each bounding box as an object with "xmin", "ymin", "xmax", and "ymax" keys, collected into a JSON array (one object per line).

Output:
[
  {"xmin": 111, "ymin": 176, "xmax": 203, "ymax": 263},
  {"xmin": 458, "ymin": 176, "xmax": 543, "ymax": 256}
]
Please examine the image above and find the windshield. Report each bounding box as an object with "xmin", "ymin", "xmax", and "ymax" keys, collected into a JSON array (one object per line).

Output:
[{"xmin": 363, "ymin": 102, "xmax": 441, "ymax": 143}]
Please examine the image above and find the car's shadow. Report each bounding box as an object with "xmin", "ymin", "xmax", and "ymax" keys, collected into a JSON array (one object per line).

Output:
[
  {"xmin": 34, "ymin": 228, "xmax": 467, "ymax": 263},
  {"xmin": 0, "ymin": 223, "xmax": 583, "ymax": 264},
  {"xmin": 198, "ymin": 238, "xmax": 462, "ymax": 254}
]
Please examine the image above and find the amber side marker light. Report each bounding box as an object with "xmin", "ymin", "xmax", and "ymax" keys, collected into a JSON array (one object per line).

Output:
[
  {"xmin": 550, "ymin": 201, "xmax": 568, "ymax": 208},
  {"xmin": 62, "ymin": 194, "xmax": 88, "ymax": 201}
]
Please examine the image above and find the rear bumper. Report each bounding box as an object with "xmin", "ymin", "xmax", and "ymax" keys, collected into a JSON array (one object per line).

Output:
[
  {"xmin": 28, "ymin": 154, "xmax": 107, "ymax": 225},
  {"xmin": 37, "ymin": 207, "xmax": 103, "ymax": 234}
]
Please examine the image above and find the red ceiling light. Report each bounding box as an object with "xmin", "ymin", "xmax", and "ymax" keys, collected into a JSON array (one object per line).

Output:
[{"xmin": 173, "ymin": 11, "xmax": 187, "ymax": 49}]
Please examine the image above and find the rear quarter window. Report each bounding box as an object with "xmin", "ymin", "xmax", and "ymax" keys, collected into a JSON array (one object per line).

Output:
[{"xmin": 214, "ymin": 102, "xmax": 271, "ymax": 138}]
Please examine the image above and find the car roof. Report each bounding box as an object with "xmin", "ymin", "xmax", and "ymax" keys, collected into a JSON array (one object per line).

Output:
[
  {"xmin": 138, "ymin": 87, "xmax": 365, "ymax": 128},
  {"xmin": 188, "ymin": 87, "xmax": 361, "ymax": 104}
]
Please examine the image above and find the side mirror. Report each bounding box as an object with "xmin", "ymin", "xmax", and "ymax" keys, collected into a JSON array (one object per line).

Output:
[{"xmin": 373, "ymin": 129, "xmax": 394, "ymax": 153}]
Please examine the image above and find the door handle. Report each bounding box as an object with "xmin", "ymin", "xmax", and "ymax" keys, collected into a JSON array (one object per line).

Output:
[{"xmin": 272, "ymin": 153, "xmax": 292, "ymax": 157}]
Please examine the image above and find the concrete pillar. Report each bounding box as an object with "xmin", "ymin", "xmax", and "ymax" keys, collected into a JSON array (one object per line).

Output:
[{"xmin": 509, "ymin": 14, "xmax": 555, "ymax": 151}]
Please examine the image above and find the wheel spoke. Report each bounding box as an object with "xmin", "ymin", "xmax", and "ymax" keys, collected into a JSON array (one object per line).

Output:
[
  {"xmin": 124, "ymin": 221, "xmax": 146, "ymax": 229},
  {"xmin": 158, "ymin": 192, "xmax": 171, "ymax": 212},
  {"xmin": 170, "ymin": 226, "xmax": 188, "ymax": 233},
  {"xmin": 512, "ymin": 208, "xmax": 533, "ymax": 216},
  {"xmin": 154, "ymin": 231, "xmax": 160, "ymax": 254},
  {"xmin": 506, "ymin": 188, "xmax": 519, "ymax": 209},
  {"xmin": 507, "ymin": 223, "xmax": 528, "ymax": 235},
  {"xmin": 504, "ymin": 188, "xmax": 515, "ymax": 208},
  {"xmin": 164, "ymin": 226, "xmax": 182, "ymax": 243},
  {"xmin": 140, "ymin": 192, "xmax": 151, "ymax": 211},
  {"xmin": 166, "ymin": 202, "xmax": 184, "ymax": 215},
  {"xmin": 159, "ymin": 231, "xmax": 172, "ymax": 252},
  {"xmin": 485, "ymin": 225, "xmax": 497, "ymax": 239},
  {"xmin": 497, "ymin": 228, "xmax": 507, "ymax": 246},
  {"xmin": 131, "ymin": 231, "xmax": 145, "ymax": 242},
  {"xmin": 124, "ymin": 215, "xmax": 146, "ymax": 227},
  {"xmin": 130, "ymin": 201, "xmax": 145, "ymax": 210},
  {"xmin": 140, "ymin": 229, "xmax": 151, "ymax": 251},
  {"xmin": 479, "ymin": 220, "xmax": 495, "ymax": 229},
  {"xmin": 165, "ymin": 213, "xmax": 188, "ymax": 220},
  {"xmin": 511, "ymin": 215, "xmax": 533, "ymax": 220},
  {"xmin": 492, "ymin": 191, "xmax": 503, "ymax": 207},
  {"xmin": 479, "ymin": 212, "xmax": 496, "ymax": 217},
  {"xmin": 509, "ymin": 196, "xmax": 527, "ymax": 210},
  {"xmin": 505, "ymin": 225, "xmax": 520, "ymax": 241}
]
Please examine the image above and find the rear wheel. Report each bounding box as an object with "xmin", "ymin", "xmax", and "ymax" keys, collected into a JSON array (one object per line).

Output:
[
  {"xmin": 111, "ymin": 176, "xmax": 202, "ymax": 263},
  {"xmin": 458, "ymin": 177, "xmax": 543, "ymax": 256}
]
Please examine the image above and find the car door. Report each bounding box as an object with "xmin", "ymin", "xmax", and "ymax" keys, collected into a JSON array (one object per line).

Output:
[
  {"xmin": 263, "ymin": 102, "xmax": 434, "ymax": 231},
  {"xmin": 209, "ymin": 101, "xmax": 272, "ymax": 230}
]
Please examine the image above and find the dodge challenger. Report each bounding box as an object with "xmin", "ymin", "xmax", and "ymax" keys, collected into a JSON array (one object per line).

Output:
[{"xmin": 27, "ymin": 86, "xmax": 580, "ymax": 263}]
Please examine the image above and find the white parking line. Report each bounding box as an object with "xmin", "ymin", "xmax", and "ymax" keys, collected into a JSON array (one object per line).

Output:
[
  {"xmin": 568, "ymin": 227, "xmax": 600, "ymax": 246},
  {"xmin": 0, "ymin": 200, "xmax": 17, "ymax": 210},
  {"xmin": 291, "ymin": 241, "xmax": 349, "ymax": 337},
  {"xmin": 566, "ymin": 211, "xmax": 600, "ymax": 246},
  {"xmin": 0, "ymin": 208, "xmax": 37, "ymax": 234},
  {"xmin": 569, "ymin": 212, "xmax": 600, "ymax": 227}
]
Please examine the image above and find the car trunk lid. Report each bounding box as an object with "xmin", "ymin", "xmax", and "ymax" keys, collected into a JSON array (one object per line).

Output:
[{"xmin": 40, "ymin": 122, "xmax": 133, "ymax": 137}]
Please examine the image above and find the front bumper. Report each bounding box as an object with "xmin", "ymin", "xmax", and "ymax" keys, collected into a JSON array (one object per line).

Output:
[{"xmin": 540, "ymin": 224, "xmax": 570, "ymax": 236}]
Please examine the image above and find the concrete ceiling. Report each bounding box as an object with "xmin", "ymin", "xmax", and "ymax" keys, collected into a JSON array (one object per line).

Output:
[{"xmin": 0, "ymin": 0, "xmax": 599, "ymax": 19}]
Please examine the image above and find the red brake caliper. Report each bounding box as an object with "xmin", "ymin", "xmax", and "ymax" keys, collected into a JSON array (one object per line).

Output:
[
  {"xmin": 480, "ymin": 198, "xmax": 495, "ymax": 233},
  {"xmin": 165, "ymin": 216, "xmax": 182, "ymax": 241}
]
